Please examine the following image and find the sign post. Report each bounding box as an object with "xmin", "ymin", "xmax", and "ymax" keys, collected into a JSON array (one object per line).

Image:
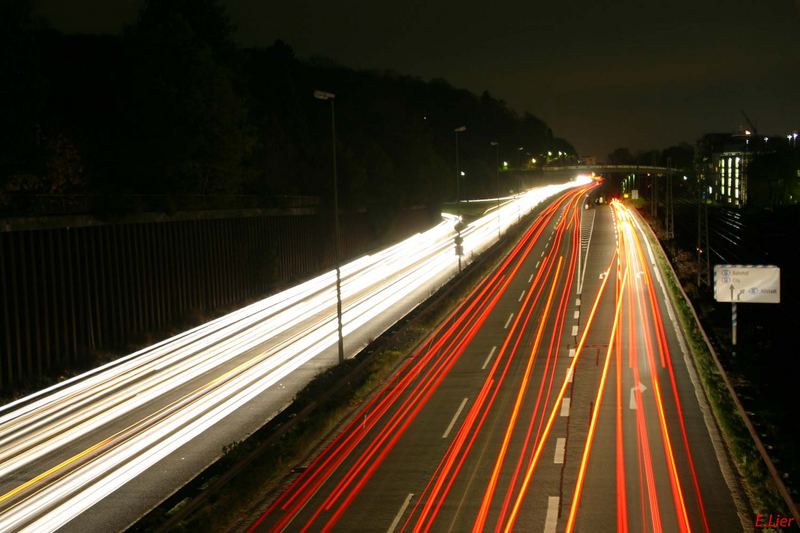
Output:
[
  {"xmin": 714, "ymin": 265, "xmax": 780, "ymax": 349},
  {"xmin": 731, "ymin": 285, "xmax": 737, "ymax": 346}
]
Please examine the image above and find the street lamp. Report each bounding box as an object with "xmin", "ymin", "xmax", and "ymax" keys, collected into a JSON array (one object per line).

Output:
[
  {"xmin": 454, "ymin": 126, "xmax": 466, "ymax": 201},
  {"xmin": 490, "ymin": 141, "xmax": 501, "ymax": 238},
  {"xmin": 313, "ymin": 89, "xmax": 344, "ymax": 365}
]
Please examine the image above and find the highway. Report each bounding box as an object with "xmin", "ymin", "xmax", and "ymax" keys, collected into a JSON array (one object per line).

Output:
[
  {"xmin": 0, "ymin": 178, "xmax": 590, "ymax": 531},
  {"xmin": 250, "ymin": 194, "xmax": 747, "ymax": 532}
]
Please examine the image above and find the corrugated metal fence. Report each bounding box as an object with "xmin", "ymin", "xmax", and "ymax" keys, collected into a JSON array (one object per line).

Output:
[{"xmin": 0, "ymin": 207, "xmax": 436, "ymax": 391}]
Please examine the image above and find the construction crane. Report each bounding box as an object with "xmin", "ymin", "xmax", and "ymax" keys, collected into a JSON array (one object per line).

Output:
[{"xmin": 740, "ymin": 110, "xmax": 758, "ymax": 136}]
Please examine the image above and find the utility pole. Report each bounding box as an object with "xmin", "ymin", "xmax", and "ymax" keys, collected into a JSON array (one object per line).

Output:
[
  {"xmin": 455, "ymin": 126, "xmax": 466, "ymax": 201},
  {"xmin": 665, "ymin": 159, "xmax": 674, "ymax": 239},
  {"xmin": 490, "ymin": 141, "xmax": 501, "ymax": 239},
  {"xmin": 697, "ymin": 181, "xmax": 711, "ymax": 287},
  {"xmin": 313, "ymin": 90, "xmax": 344, "ymax": 365},
  {"xmin": 650, "ymin": 174, "xmax": 658, "ymax": 219}
]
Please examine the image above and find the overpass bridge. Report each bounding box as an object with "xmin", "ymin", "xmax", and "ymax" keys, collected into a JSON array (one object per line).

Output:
[{"xmin": 540, "ymin": 164, "xmax": 686, "ymax": 175}]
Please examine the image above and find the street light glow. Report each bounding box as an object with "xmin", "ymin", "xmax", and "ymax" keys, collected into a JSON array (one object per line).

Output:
[{"xmin": 313, "ymin": 90, "xmax": 335, "ymax": 100}]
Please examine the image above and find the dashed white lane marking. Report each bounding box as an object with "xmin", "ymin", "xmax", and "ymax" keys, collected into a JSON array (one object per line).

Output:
[
  {"xmin": 504, "ymin": 313, "xmax": 514, "ymax": 329},
  {"xmin": 573, "ymin": 310, "xmax": 580, "ymax": 320},
  {"xmin": 544, "ymin": 496, "xmax": 560, "ymax": 533},
  {"xmin": 566, "ymin": 367, "xmax": 573, "ymax": 383},
  {"xmin": 536, "ymin": 260, "xmax": 540, "ymax": 268},
  {"xmin": 482, "ymin": 346, "xmax": 497, "ymax": 370},
  {"xmin": 387, "ymin": 493, "xmax": 414, "ymax": 533},
  {"xmin": 560, "ymin": 397, "xmax": 571, "ymax": 417},
  {"xmin": 442, "ymin": 397, "xmax": 469, "ymax": 439},
  {"xmin": 554, "ymin": 437, "xmax": 566, "ymax": 464},
  {"xmin": 571, "ymin": 325, "xmax": 579, "ymax": 336},
  {"xmin": 519, "ymin": 290, "xmax": 525, "ymax": 302},
  {"xmin": 575, "ymin": 298, "xmax": 581, "ymax": 307},
  {"xmin": 528, "ymin": 273, "xmax": 534, "ymax": 283},
  {"xmin": 541, "ymin": 250, "xmax": 545, "ymax": 258},
  {"xmin": 569, "ymin": 348, "xmax": 575, "ymax": 358}
]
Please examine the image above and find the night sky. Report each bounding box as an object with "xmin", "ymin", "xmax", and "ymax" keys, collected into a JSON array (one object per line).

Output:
[{"xmin": 36, "ymin": 0, "xmax": 800, "ymax": 157}]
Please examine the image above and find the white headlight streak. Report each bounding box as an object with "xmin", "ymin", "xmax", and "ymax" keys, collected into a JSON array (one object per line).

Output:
[{"xmin": 0, "ymin": 177, "xmax": 589, "ymax": 530}]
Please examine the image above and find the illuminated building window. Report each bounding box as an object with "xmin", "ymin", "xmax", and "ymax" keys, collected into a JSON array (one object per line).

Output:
[{"xmin": 735, "ymin": 188, "xmax": 739, "ymax": 199}]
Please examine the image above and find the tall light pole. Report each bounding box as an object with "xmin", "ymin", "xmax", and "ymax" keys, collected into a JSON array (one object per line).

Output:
[
  {"xmin": 454, "ymin": 126, "xmax": 466, "ymax": 201},
  {"xmin": 490, "ymin": 141, "xmax": 501, "ymax": 239},
  {"xmin": 314, "ymin": 89, "xmax": 344, "ymax": 365}
]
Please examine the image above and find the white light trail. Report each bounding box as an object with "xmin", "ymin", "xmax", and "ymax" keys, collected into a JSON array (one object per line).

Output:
[{"xmin": 0, "ymin": 176, "xmax": 590, "ymax": 530}]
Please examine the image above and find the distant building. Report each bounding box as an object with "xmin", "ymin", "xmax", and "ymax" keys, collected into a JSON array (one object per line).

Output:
[{"xmin": 696, "ymin": 132, "xmax": 784, "ymax": 207}]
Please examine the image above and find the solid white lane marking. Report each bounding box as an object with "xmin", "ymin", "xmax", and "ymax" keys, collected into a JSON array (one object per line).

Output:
[
  {"xmin": 504, "ymin": 313, "xmax": 514, "ymax": 329},
  {"xmin": 443, "ymin": 397, "xmax": 469, "ymax": 438},
  {"xmin": 554, "ymin": 437, "xmax": 566, "ymax": 464},
  {"xmin": 575, "ymin": 298, "xmax": 581, "ymax": 307},
  {"xmin": 519, "ymin": 290, "xmax": 525, "ymax": 302},
  {"xmin": 387, "ymin": 493, "xmax": 414, "ymax": 533},
  {"xmin": 568, "ymin": 348, "xmax": 575, "ymax": 358},
  {"xmin": 571, "ymin": 325, "xmax": 579, "ymax": 336},
  {"xmin": 573, "ymin": 310, "xmax": 579, "ymax": 320},
  {"xmin": 566, "ymin": 367, "xmax": 573, "ymax": 383},
  {"xmin": 528, "ymin": 273, "xmax": 534, "ymax": 283},
  {"xmin": 544, "ymin": 496, "xmax": 560, "ymax": 533},
  {"xmin": 560, "ymin": 397, "xmax": 571, "ymax": 417},
  {"xmin": 629, "ymin": 382, "xmax": 648, "ymax": 410},
  {"xmin": 482, "ymin": 346, "xmax": 497, "ymax": 370}
]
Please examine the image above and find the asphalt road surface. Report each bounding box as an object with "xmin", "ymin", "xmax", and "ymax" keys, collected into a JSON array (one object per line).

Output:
[
  {"xmin": 0, "ymin": 179, "xmax": 589, "ymax": 532},
  {"xmin": 251, "ymin": 195, "xmax": 747, "ymax": 532}
]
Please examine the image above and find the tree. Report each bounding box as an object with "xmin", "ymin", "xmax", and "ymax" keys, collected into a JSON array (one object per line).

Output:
[
  {"xmin": 0, "ymin": 0, "xmax": 47, "ymax": 189},
  {"xmin": 608, "ymin": 147, "xmax": 634, "ymax": 165},
  {"xmin": 119, "ymin": 0, "xmax": 252, "ymax": 193}
]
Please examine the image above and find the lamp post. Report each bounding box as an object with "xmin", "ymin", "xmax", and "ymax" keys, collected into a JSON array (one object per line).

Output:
[
  {"xmin": 455, "ymin": 126, "xmax": 466, "ymax": 201},
  {"xmin": 490, "ymin": 141, "xmax": 501, "ymax": 239},
  {"xmin": 313, "ymin": 89, "xmax": 344, "ymax": 365}
]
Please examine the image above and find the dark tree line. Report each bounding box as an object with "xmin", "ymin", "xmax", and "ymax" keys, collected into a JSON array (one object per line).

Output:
[
  {"xmin": 0, "ymin": 0, "xmax": 574, "ymax": 213},
  {"xmin": 607, "ymin": 143, "xmax": 694, "ymax": 170}
]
